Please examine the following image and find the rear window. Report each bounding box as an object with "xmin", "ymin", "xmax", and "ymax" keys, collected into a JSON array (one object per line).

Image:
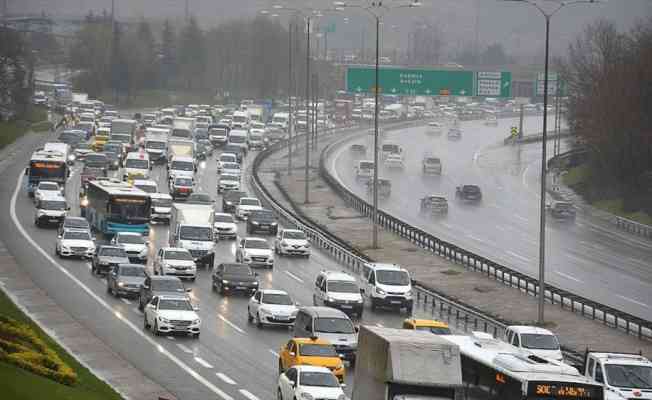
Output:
[
  {"xmin": 299, "ymin": 344, "xmax": 337, "ymax": 357},
  {"xmin": 359, "ymin": 162, "xmax": 374, "ymax": 170}
]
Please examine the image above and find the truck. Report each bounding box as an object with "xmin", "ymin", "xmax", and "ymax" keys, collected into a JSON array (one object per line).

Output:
[
  {"xmin": 335, "ymin": 99, "xmax": 353, "ymax": 123},
  {"xmin": 270, "ymin": 112, "xmax": 290, "ymax": 131},
  {"xmin": 169, "ymin": 203, "xmax": 216, "ymax": 268},
  {"xmin": 172, "ymin": 117, "xmax": 196, "ymax": 140},
  {"xmin": 167, "ymin": 139, "xmax": 194, "ymax": 166},
  {"xmin": 245, "ymin": 104, "xmax": 267, "ymax": 124},
  {"xmin": 581, "ymin": 351, "xmax": 652, "ymax": 400},
  {"xmin": 352, "ymin": 326, "xmax": 462, "ymax": 400},
  {"xmin": 71, "ymin": 92, "xmax": 88, "ymax": 105}
]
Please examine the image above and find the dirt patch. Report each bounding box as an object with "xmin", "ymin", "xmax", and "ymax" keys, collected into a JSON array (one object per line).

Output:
[{"xmin": 440, "ymin": 269, "xmax": 462, "ymax": 276}]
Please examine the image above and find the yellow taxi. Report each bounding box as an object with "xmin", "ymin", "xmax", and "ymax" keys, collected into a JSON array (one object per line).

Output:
[
  {"xmin": 402, "ymin": 318, "xmax": 452, "ymax": 335},
  {"xmin": 278, "ymin": 337, "xmax": 345, "ymax": 382},
  {"xmin": 92, "ymin": 127, "xmax": 110, "ymax": 151}
]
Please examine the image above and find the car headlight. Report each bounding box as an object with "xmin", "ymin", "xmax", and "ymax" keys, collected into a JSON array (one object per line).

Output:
[
  {"xmin": 252, "ymin": 281, "xmax": 259, "ymax": 286},
  {"xmin": 158, "ymin": 316, "xmax": 169, "ymax": 323},
  {"xmin": 281, "ymin": 240, "xmax": 288, "ymax": 247},
  {"xmin": 99, "ymin": 260, "xmax": 109, "ymax": 266},
  {"xmin": 405, "ymin": 290, "xmax": 413, "ymax": 297},
  {"xmin": 300, "ymin": 393, "xmax": 314, "ymax": 400},
  {"xmin": 376, "ymin": 287, "xmax": 386, "ymax": 295},
  {"xmin": 270, "ymin": 222, "xmax": 277, "ymax": 226},
  {"xmin": 68, "ymin": 154, "xmax": 76, "ymax": 161},
  {"xmin": 222, "ymin": 280, "xmax": 229, "ymax": 284},
  {"xmin": 192, "ymin": 319, "xmax": 201, "ymax": 325},
  {"xmin": 326, "ymin": 297, "xmax": 335, "ymax": 303},
  {"xmin": 226, "ymin": 201, "xmax": 233, "ymax": 205},
  {"xmin": 117, "ymin": 281, "xmax": 125, "ymax": 287},
  {"xmin": 60, "ymin": 245, "xmax": 70, "ymax": 251},
  {"xmin": 251, "ymin": 221, "xmax": 259, "ymax": 225},
  {"xmin": 304, "ymin": 243, "xmax": 311, "ymax": 248}
]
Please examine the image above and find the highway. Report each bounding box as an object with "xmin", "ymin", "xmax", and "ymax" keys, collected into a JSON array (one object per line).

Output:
[
  {"xmin": 328, "ymin": 116, "xmax": 652, "ymax": 321},
  {"xmin": 0, "ymin": 125, "xmax": 471, "ymax": 400}
]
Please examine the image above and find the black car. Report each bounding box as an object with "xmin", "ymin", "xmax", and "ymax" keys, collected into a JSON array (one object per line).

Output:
[
  {"xmin": 92, "ymin": 245, "xmax": 130, "ymax": 275},
  {"xmin": 211, "ymin": 263, "xmax": 259, "ymax": 296},
  {"xmin": 222, "ymin": 190, "xmax": 248, "ymax": 213},
  {"xmin": 107, "ymin": 264, "xmax": 147, "ymax": 298},
  {"xmin": 57, "ymin": 216, "xmax": 91, "ymax": 236},
  {"xmin": 138, "ymin": 275, "xmax": 190, "ymax": 311},
  {"xmin": 246, "ymin": 209, "xmax": 278, "ymax": 234},
  {"xmin": 186, "ymin": 192, "xmax": 214, "ymax": 205},
  {"xmin": 455, "ymin": 185, "xmax": 482, "ymax": 202},
  {"xmin": 84, "ymin": 152, "xmax": 109, "ymax": 171},
  {"xmin": 57, "ymin": 130, "xmax": 85, "ymax": 149}
]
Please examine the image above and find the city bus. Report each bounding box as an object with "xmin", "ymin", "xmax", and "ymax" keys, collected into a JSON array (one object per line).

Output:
[
  {"xmin": 443, "ymin": 332, "xmax": 604, "ymax": 400},
  {"xmin": 25, "ymin": 149, "xmax": 69, "ymax": 197},
  {"xmin": 81, "ymin": 179, "xmax": 150, "ymax": 236}
]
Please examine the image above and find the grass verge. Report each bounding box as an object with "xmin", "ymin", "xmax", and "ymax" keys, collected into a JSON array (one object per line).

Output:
[
  {"xmin": 563, "ymin": 166, "xmax": 652, "ymax": 225},
  {"xmin": 0, "ymin": 107, "xmax": 51, "ymax": 149},
  {"xmin": 0, "ymin": 290, "xmax": 123, "ymax": 400},
  {"xmin": 99, "ymin": 89, "xmax": 215, "ymax": 109}
]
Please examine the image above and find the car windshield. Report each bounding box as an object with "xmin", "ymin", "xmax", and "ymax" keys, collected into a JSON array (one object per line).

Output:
[
  {"xmin": 221, "ymin": 175, "xmax": 238, "ymax": 182},
  {"xmin": 63, "ymin": 230, "xmax": 91, "ymax": 240},
  {"xmin": 555, "ymin": 202, "xmax": 573, "ymax": 210},
  {"xmin": 76, "ymin": 143, "xmax": 91, "ymax": 150},
  {"xmin": 135, "ymin": 184, "xmax": 156, "ymax": 193},
  {"xmin": 152, "ymin": 197, "xmax": 172, "ymax": 207},
  {"xmin": 164, "ymin": 250, "xmax": 193, "ymax": 260},
  {"xmin": 119, "ymin": 266, "xmax": 145, "ymax": 277},
  {"xmin": 158, "ymin": 299, "xmax": 193, "ymax": 311},
  {"xmin": 314, "ymin": 317, "xmax": 354, "ymax": 334},
  {"xmin": 179, "ymin": 226, "xmax": 212, "ymax": 241},
  {"xmin": 110, "ymin": 134, "xmax": 130, "ymax": 143},
  {"xmin": 40, "ymin": 200, "xmax": 67, "ymax": 210},
  {"xmin": 426, "ymin": 157, "xmax": 440, "ymax": 164},
  {"xmin": 284, "ymin": 231, "xmax": 306, "ymax": 240},
  {"xmin": 125, "ymin": 159, "xmax": 148, "ymax": 169},
  {"xmin": 146, "ymin": 141, "xmax": 165, "ymax": 149},
  {"xmin": 327, "ymin": 281, "xmax": 359, "ymax": 294},
  {"xmin": 175, "ymin": 178, "xmax": 193, "ymax": 186},
  {"xmin": 382, "ymin": 144, "xmax": 398, "ymax": 152},
  {"xmin": 100, "ymin": 247, "xmax": 127, "ymax": 258},
  {"xmin": 39, "ymin": 182, "xmax": 59, "ymax": 191},
  {"xmin": 118, "ymin": 234, "xmax": 145, "ymax": 244},
  {"xmin": 219, "ymin": 155, "xmax": 236, "ymax": 162},
  {"xmin": 245, "ymin": 240, "xmax": 268, "ymax": 249},
  {"xmin": 299, "ymin": 344, "xmax": 337, "ymax": 357},
  {"xmin": 152, "ymin": 279, "xmax": 184, "ymax": 292},
  {"xmin": 251, "ymin": 211, "xmax": 274, "ymax": 221},
  {"xmin": 376, "ymin": 270, "xmax": 410, "ymax": 286},
  {"xmin": 64, "ymin": 219, "xmax": 88, "ymax": 229},
  {"xmin": 104, "ymin": 144, "xmax": 121, "ymax": 153},
  {"xmin": 605, "ymin": 364, "xmax": 652, "ymax": 389},
  {"xmin": 85, "ymin": 154, "xmax": 107, "ymax": 165},
  {"xmin": 415, "ymin": 326, "xmax": 452, "ymax": 335},
  {"xmin": 360, "ymin": 162, "xmax": 374, "ymax": 170},
  {"xmin": 171, "ymin": 161, "xmax": 194, "ymax": 171},
  {"xmin": 210, "ymin": 128, "xmax": 227, "ymax": 135},
  {"xmin": 223, "ymin": 163, "xmax": 239, "ymax": 170},
  {"xmin": 463, "ymin": 186, "xmax": 480, "ymax": 193},
  {"xmin": 241, "ymin": 199, "xmax": 260, "ymax": 206},
  {"xmin": 520, "ymin": 333, "xmax": 560, "ymax": 350},
  {"xmin": 299, "ymin": 371, "xmax": 340, "ymax": 387},
  {"xmin": 262, "ymin": 293, "xmax": 293, "ymax": 305},
  {"xmin": 229, "ymin": 136, "xmax": 245, "ymax": 143},
  {"xmin": 214, "ymin": 214, "xmax": 234, "ymax": 223},
  {"xmin": 223, "ymin": 264, "xmax": 253, "ymax": 275}
]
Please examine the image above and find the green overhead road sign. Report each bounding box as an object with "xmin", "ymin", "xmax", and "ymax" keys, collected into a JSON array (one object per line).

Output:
[{"xmin": 346, "ymin": 66, "xmax": 512, "ymax": 97}]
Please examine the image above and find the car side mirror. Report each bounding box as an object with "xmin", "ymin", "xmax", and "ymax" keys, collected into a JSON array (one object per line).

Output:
[
  {"xmin": 354, "ymin": 326, "xmax": 360, "ymax": 333},
  {"xmin": 359, "ymin": 288, "xmax": 365, "ymax": 295},
  {"xmin": 24, "ymin": 167, "xmax": 29, "ymax": 176},
  {"xmin": 193, "ymin": 305, "xmax": 200, "ymax": 312},
  {"xmin": 185, "ymin": 288, "xmax": 192, "ymax": 293},
  {"xmin": 66, "ymin": 207, "xmax": 71, "ymax": 211},
  {"xmin": 142, "ymin": 284, "xmax": 150, "ymax": 289}
]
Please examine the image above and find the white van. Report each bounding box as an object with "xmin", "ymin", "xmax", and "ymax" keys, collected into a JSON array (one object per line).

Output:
[
  {"xmin": 360, "ymin": 263, "xmax": 413, "ymax": 313},
  {"xmin": 122, "ymin": 151, "xmax": 151, "ymax": 181},
  {"xmin": 355, "ymin": 160, "xmax": 375, "ymax": 181},
  {"xmin": 313, "ymin": 270, "xmax": 364, "ymax": 317},
  {"xmin": 231, "ymin": 111, "xmax": 249, "ymax": 129},
  {"xmin": 227, "ymin": 129, "xmax": 249, "ymax": 153},
  {"xmin": 503, "ymin": 325, "xmax": 564, "ymax": 362}
]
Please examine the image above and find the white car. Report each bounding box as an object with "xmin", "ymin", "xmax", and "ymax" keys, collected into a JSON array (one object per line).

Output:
[
  {"xmin": 143, "ymin": 295, "xmax": 200, "ymax": 338},
  {"xmin": 217, "ymin": 173, "xmax": 241, "ymax": 193},
  {"xmin": 132, "ymin": 179, "xmax": 158, "ymax": 194},
  {"xmin": 34, "ymin": 181, "xmax": 63, "ymax": 203},
  {"xmin": 247, "ymin": 289, "xmax": 298, "ymax": 328},
  {"xmin": 274, "ymin": 228, "xmax": 311, "ymax": 257},
  {"xmin": 217, "ymin": 153, "xmax": 238, "ymax": 172},
  {"xmin": 277, "ymin": 365, "xmax": 346, "ymax": 400},
  {"xmin": 384, "ymin": 153, "xmax": 405, "ymax": 169},
  {"xmin": 213, "ymin": 212, "xmax": 237, "ymax": 239},
  {"xmin": 154, "ymin": 247, "xmax": 197, "ymax": 281},
  {"xmin": 220, "ymin": 162, "xmax": 241, "ymax": 176},
  {"xmin": 111, "ymin": 232, "xmax": 149, "ymax": 264},
  {"xmin": 236, "ymin": 237, "xmax": 274, "ymax": 268},
  {"xmin": 235, "ymin": 197, "xmax": 263, "ymax": 220},
  {"xmin": 56, "ymin": 228, "xmax": 96, "ymax": 259}
]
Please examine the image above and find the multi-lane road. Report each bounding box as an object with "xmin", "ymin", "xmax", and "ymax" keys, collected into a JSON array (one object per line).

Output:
[
  {"xmin": 0, "ymin": 124, "xmax": 471, "ymax": 400},
  {"xmin": 329, "ymin": 116, "xmax": 652, "ymax": 321}
]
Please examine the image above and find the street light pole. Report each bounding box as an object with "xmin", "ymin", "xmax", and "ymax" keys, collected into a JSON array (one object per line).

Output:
[
  {"xmin": 372, "ymin": 14, "xmax": 380, "ymax": 248},
  {"xmin": 304, "ymin": 15, "xmax": 311, "ymax": 204},
  {"xmin": 288, "ymin": 21, "xmax": 293, "ymax": 176}
]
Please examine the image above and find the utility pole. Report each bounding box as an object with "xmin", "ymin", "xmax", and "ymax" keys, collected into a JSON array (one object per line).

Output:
[
  {"xmin": 312, "ymin": 73, "xmax": 318, "ymax": 151},
  {"xmin": 372, "ymin": 14, "xmax": 380, "ymax": 248},
  {"xmin": 287, "ymin": 21, "xmax": 293, "ymax": 176},
  {"xmin": 304, "ymin": 16, "xmax": 311, "ymax": 204}
]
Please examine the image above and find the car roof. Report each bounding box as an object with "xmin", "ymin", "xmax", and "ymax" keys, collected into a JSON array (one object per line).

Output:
[
  {"xmin": 293, "ymin": 337, "xmax": 332, "ymax": 345},
  {"xmin": 244, "ymin": 237, "xmax": 267, "ymax": 242},
  {"xmin": 161, "ymin": 247, "xmax": 190, "ymax": 252},
  {"xmin": 39, "ymin": 193, "xmax": 66, "ymax": 200},
  {"xmin": 507, "ymin": 325, "xmax": 556, "ymax": 335},
  {"xmin": 64, "ymin": 216, "xmax": 88, "ymax": 223},
  {"xmin": 294, "ymin": 365, "xmax": 334, "ymax": 374},
  {"xmin": 299, "ymin": 306, "xmax": 349, "ymax": 319},
  {"xmin": 282, "ymin": 229, "xmax": 304, "ymax": 234},
  {"xmin": 133, "ymin": 179, "xmax": 156, "ymax": 185},
  {"xmin": 37, "ymin": 181, "xmax": 59, "ymax": 186},
  {"xmin": 214, "ymin": 212, "xmax": 233, "ymax": 217},
  {"xmin": 172, "ymin": 156, "xmax": 194, "ymax": 162},
  {"xmin": 156, "ymin": 294, "xmax": 190, "ymax": 301},
  {"xmin": 320, "ymin": 270, "xmax": 356, "ymax": 282},
  {"xmin": 425, "ymin": 195, "xmax": 447, "ymax": 200},
  {"xmin": 364, "ymin": 262, "xmax": 403, "ymax": 271},
  {"xmin": 240, "ymin": 197, "xmax": 259, "ymax": 201},
  {"xmin": 116, "ymin": 232, "xmax": 143, "ymax": 237},
  {"xmin": 259, "ymin": 289, "xmax": 289, "ymax": 295},
  {"xmin": 98, "ymin": 245, "xmax": 124, "ymax": 250},
  {"xmin": 149, "ymin": 275, "xmax": 182, "ymax": 282},
  {"xmin": 405, "ymin": 319, "xmax": 449, "ymax": 328},
  {"xmin": 149, "ymin": 193, "xmax": 172, "ymax": 199}
]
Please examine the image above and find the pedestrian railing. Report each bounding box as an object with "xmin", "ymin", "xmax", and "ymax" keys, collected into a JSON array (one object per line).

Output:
[{"xmin": 614, "ymin": 216, "xmax": 652, "ymax": 239}]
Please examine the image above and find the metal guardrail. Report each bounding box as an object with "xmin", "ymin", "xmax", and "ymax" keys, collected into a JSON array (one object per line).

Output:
[
  {"xmin": 615, "ymin": 216, "xmax": 652, "ymax": 239},
  {"xmin": 250, "ymin": 122, "xmax": 585, "ymax": 365},
  {"xmin": 316, "ymin": 128, "xmax": 652, "ymax": 345}
]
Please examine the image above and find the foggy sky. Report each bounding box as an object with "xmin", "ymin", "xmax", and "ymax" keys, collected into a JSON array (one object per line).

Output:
[{"xmin": 8, "ymin": 0, "xmax": 652, "ymax": 62}]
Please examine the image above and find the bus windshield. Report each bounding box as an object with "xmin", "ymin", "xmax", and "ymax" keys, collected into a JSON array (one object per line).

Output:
[
  {"xmin": 125, "ymin": 159, "xmax": 149, "ymax": 169},
  {"xmin": 171, "ymin": 161, "xmax": 193, "ymax": 171},
  {"xmin": 29, "ymin": 161, "xmax": 66, "ymax": 180},
  {"xmin": 108, "ymin": 196, "xmax": 149, "ymax": 221}
]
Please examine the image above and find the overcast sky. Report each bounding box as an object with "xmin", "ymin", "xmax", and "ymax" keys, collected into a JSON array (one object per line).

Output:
[{"xmin": 8, "ymin": 0, "xmax": 652, "ymax": 62}]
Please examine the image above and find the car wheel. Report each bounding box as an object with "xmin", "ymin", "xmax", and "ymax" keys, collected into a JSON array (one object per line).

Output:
[
  {"xmin": 277, "ymin": 388, "xmax": 283, "ymax": 400},
  {"xmin": 256, "ymin": 313, "xmax": 263, "ymax": 329},
  {"xmin": 107, "ymin": 282, "xmax": 112, "ymax": 294},
  {"xmin": 247, "ymin": 308, "xmax": 253, "ymax": 323},
  {"xmin": 138, "ymin": 297, "xmax": 144, "ymax": 311},
  {"xmin": 218, "ymin": 283, "xmax": 225, "ymax": 296},
  {"xmin": 153, "ymin": 320, "xmax": 160, "ymax": 336},
  {"xmin": 371, "ymin": 298, "xmax": 377, "ymax": 311},
  {"xmin": 143, "ymin": 315, "xmax": 150, "ymax": 330},
  {"xmin": 193, "ymin": 332, "xmax": 200, "ymax": 339}
]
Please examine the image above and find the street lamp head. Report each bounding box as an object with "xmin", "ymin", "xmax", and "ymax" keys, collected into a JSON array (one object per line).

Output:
[
  {"xmin": 333, "ymin": 1, "xmax": 347, "ymax": 7},
  {"xmin": 410, "ymin": 0, "xmax": 422, "ymax": 6},
  {"xmin": 273, "ymin": 4, "xmax": 284, "ymax": 9},
  {"xmin": 260, "ymin": 10, "xmax": 269, "ymax": 14}
]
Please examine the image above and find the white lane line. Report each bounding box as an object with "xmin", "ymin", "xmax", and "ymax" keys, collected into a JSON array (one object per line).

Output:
[
  {"xmin": 376, "ymin": 322, "xmax": 384, "ymax": 327},
  {"xmin": 269, "ymin": 349, "xmax": 279, "ymax": 358},
  {"xmin": 217, "ymin": 314, "xmax": 246, "ymax": 334},
  {"xmin": 616, "ymin": 295, "xmax": 650, "ymax": 309},
  {"xmin": 506, "ymin": 251, "xmax": 531, "ymax": 263},
  {"xmin": 514, "ymin": 214, "xmax": 529, "ymax": 223},
  {"xmin": 284, "ymin": 270, "xmax": 304, "ymax": 283},
  {"xmin": 194, "ymin": 357, "xmax": 214, "ymax": 369},
  {"xmin": 167, "ymin": 336, "xmax": 175, "ymax": 341},
  {"xmin": 177, "ymin": 344, "xmax": 193, "ymax": 354},
  {"xmin": 86, "ymin": 262, "xmax": 92, "ymax": 270},
  {"xmin": 239, "ymin": 389, "xmax": 261, "ymax": 400},
  {"xmin": 580, "ymin": 241, "xmax": 605, "ymax": 251},
  {"xmin": 216, "ymin": 372, "xmax": 237, "ymax": 385},
  {"xmin": 9, "ymin": 170, "xmax": 235, "ymax": 400},
  {"xmin": 554, "ymin": 270, "xmax": 583, "ymax": 283},
  {"xmin": 495, "ymin": 225, "xmax": 508, "ymax": 232},
  {"xmin": 120, "ymin": 298, "xmax": 132, "ymax": 304},
  {"xmin": 466, "ymin": 234, "xmax": 486, "ymax": 244}
]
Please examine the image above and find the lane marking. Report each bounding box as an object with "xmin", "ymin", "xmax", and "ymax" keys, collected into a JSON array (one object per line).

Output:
[
  {"xmin": 10, "ymin": 170, "xmax": 235, "ymax": 400},
  {"xmin": 194, "ymin": 357, "xmax": 214, "ymax": 369},
  {"xmin": 167, "ymin": 336, "xmax": 175, "ymax": 341},
  {"xmin": 616, "ymin": 295, "xmax": 650, "ymax": 309},
  {"xmin": 216, "ymin": 372, "xmax": 236, "ymax": 385},
  {"xmin": 120, "ymin": 298, "xmax": 132, "ymax": 305},
  {"xmin": 506, "ymin": 251, "xmax": 531, "ymax": 263},
  {"xmin": 284, "ymin": 270, "xmax": 304, "ymax": 283},
  {"xmin": 554, "ymin": 270, "xmax": 583, "ymax": 283},
  {"xmin": 269, "ymin": 349, "xmax": 279, "ymax": 358},
  {"xmin": 177, "ymin": 344, "xmax": 193, "ymax": 354},
  {"xmin": 86, "ymin": 262, "xmax": 92, "ymax": 270},
  {"xmin": 514, "ymin": 214, "xmax": 529, "ymax": 223},
  {"xmin": 466, "ymin": 234, "xmax": 486, "ymax": 244},
  {"xmin": 239, "ymin": 389, "xmax": 261, "ymax": 400},
  {"xmin": 376, "ymin": 322, "xmax": 384, "ymax": 327},
  {"xmin": 217, "ymin": 314, "xmax": 246, "ymax": 334}
]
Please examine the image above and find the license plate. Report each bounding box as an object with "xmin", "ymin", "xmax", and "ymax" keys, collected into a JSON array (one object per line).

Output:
[
  {"xmin": 236, "ymin": 286, "xmax": 246, "ymax": 290},
  {"xmin": 390, "ymin": 301, "xmax": 401, "ymax": 305},
  {"xmin": 341, "ymin": 305, "xmax": 353, "ymax": 309},
  {"xmin": 49, "ymin": 218, "xmax": 60, "ymax": 222},
  {"xmin": 338, "ymin": 354, "xmax": 345, "ymax": 358},
  {"xmin": 276, "ymin": 316, "xmax": 289, "ymax": 321}
]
